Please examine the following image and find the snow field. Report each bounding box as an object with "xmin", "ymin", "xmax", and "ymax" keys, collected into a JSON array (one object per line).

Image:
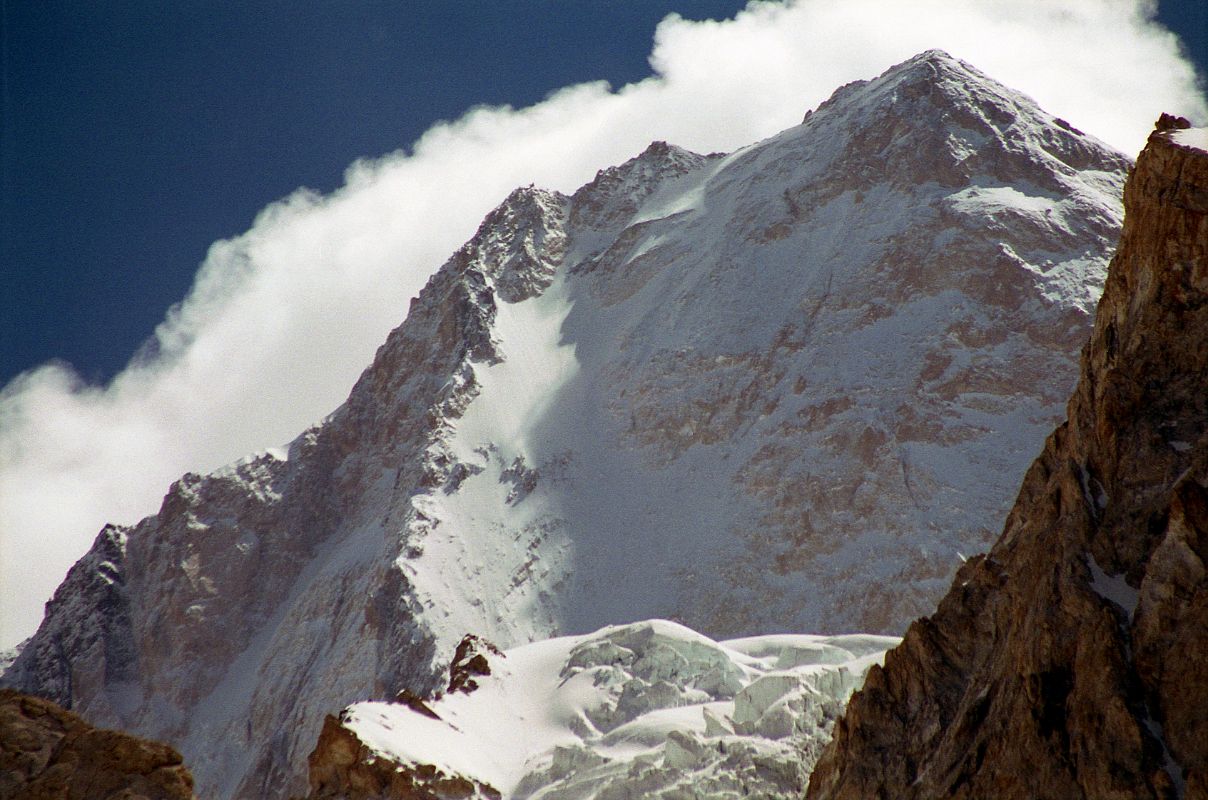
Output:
[{"xmin": 345, "ymin": 619, "xmax": 898, "ymax": 799}]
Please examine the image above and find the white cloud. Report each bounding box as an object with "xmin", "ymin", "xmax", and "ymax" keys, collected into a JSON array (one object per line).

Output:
[{"xmin": 1, "ymin": 0, "xmax": 1203, "ymax": 647}]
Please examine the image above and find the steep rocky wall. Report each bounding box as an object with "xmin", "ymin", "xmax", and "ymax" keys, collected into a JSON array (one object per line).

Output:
[{"xmin": 807, "ymin": 116, "xmax": 1208, "ymax": 799}]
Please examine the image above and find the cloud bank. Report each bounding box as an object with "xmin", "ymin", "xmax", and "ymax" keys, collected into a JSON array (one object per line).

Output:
[{"xmin": 2, "ymin": 0, "xmax": 1204, "ymax": 647}]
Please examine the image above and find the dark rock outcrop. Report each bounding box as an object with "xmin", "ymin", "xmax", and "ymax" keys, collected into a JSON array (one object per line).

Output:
[
  {"xmin": 302, "ymin": 714, "xmax": 499, "ymax": 800},
  {"xmin": 808, "ymin": 121, "xmax": 1208, "ymax": 798},
  {"xmin": 445, "ymin": 635, "xmax": 502, "ymax": 696},
  {"xmin": 0, "ymin": 688, "xmax": 195, "ymax": 800},
  {"xmin": 301, "ymin": 636, "xmax": 506, "ymax": 800}
]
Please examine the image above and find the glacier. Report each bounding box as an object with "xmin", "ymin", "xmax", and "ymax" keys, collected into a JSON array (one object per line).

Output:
[{"xmin": 311, "ymin": 621, "xmax": 897, "ymax": 800}]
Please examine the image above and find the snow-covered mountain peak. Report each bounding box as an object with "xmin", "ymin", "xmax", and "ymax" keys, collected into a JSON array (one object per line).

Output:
[
  {"xmin": 806, "ymin": 48, "xmax": 970, "ymax": 113},
  {"xmin": 569, "ymin": 140, "xmax": 718, "ymax": 232},
  {"xmin": 4, "ymin": 53, "xmax": 1132, "ymax": 798},
  {"xmin": 798, "ymin": 48, "xmax": 1129, "ymax": 194},
  {"xmin": 810, "ymin": 48, "xmax": 1025, "ymax": 129},
  {"xmin": 454, "ymin": 185, "xmax": 570, "ymax": 303}
]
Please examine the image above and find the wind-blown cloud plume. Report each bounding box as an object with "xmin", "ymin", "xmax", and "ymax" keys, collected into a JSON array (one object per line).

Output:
[{"xmin": 2, "ymin": 0, "xmax": 1203, "ymax": 647}]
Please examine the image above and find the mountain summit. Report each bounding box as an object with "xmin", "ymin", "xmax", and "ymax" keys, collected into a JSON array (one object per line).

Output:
[
  {"xmin": 4, "ymin": 51, "xmax": 1129, "ymax": 798},
  {"xmin": 807, "ymin": 118, "xmax": 1208, "ymax": 800}
]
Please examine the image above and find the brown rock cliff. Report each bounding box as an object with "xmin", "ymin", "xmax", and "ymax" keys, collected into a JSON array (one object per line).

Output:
[
  {"xmin": 0, "ymin": 688, "xmax": 195, "ymax": 800},
  {"xmin": 301, "ymin": 714, "xmax": 499, "ymax": 800},
  {"xmin": 807, "ymin": 120, "xmax": 1208, "ymax": 799}
]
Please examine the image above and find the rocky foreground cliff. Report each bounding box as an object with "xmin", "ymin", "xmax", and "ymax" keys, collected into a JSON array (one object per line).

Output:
[
  {"xmin": 808, "ymin": 116, "xmax": 1208, "ymax": 799},
  {"xmin": 0, "ymin": 689, "xmax": 195, "ymax": 799}
]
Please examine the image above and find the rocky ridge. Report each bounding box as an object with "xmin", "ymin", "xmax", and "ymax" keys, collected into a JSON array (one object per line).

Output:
[
  {"xmin": 4, "ymin": 51, "xmax": 1129, "ymax": 798},
  {"xmin": 807, "ymin": 116, "xmax": 1208, "ymax": 799},
  {"xmin": 303, "ymin": 715, "xmax": 500, "ymax": 800},
  {"xmin": 2, "ymin": 185, "xmax": 573, "ymax": 799},
  {"xmin": 0, "ymin": 688, "xmax": 195, "ymax": 800}
]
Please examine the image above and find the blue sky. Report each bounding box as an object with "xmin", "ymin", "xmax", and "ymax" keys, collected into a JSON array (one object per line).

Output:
[
  {"xmin": 3, "ymin": 1, "xmax": 1202, "ymax": 389},
  {"xmin": 1, "ymin": 1, "xmax": 748, "ymax": 386}
]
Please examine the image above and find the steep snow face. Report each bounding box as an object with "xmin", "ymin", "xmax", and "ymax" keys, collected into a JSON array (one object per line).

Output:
[
  {"xmin": 426, "ymin": 49, "xmax": 1128, "ymax": 638},
  {"xmin": 322, "ymin": 621, "xmax": 896, "ymax": 800},
  {"xmin": 4, "ymin": 51, "xmax": 1129, "ymax": 799}
]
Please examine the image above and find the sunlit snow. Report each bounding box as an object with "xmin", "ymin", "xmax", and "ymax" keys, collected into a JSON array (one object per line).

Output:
[{"xmin": 344, "ymin": 620, "xmax": 897, "ymax": 799}]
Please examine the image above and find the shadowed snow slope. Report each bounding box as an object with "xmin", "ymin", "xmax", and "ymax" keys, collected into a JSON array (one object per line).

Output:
[{"xmin": 4, "ymin": 51, "xmax": 1128, "ymax": 798}]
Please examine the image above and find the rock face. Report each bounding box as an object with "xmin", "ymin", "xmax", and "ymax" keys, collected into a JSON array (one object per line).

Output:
[
  {"xmin": 0, "ymin": 688, "xmax": 195, "ymax": 800},
  {"xmin": 444, "ymin": 634, "xmax": 502, "ymax": 696},
  {"xmin": 807, "ymin": 120, "xmax": 1208, "ymax": 799},
  {"xmin": 301, "ymin": 621, "xmax": 896, "ymax": 800},
  {"xmin": 4, "ymin": 51, "xmax": 1129, "ymax": 798},
  {"xmin": 304, "ymin": 634, "xmax": 508, "ymax": 800},
  {"xmin": 305, "ymin": 714, "xmax": 500, "ymax": 800}
]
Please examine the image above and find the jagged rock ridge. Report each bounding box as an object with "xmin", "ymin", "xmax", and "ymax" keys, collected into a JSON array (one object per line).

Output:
[
  {"xmin": 807, "ymin": 116, "xmax": 1208, "ymax": 799},
  {"xmin": 4, "ymin": 51, "xmax": 1128, "ymax": 798}
]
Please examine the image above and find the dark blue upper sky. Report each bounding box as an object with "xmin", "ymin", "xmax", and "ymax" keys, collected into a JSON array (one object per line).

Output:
[{"xmin": 2, "ymin": 1, "xmax": 1205, "ymax": 388}]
